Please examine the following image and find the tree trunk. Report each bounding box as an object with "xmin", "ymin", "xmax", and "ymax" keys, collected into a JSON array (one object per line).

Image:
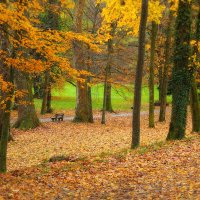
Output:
[
  {"xmin": 149, "ymin": 21, "xmax": 158, "ymax": 128},
  {"xmin": 159, "ymin": 11, "xmax": 173, "ymax": 122},
  {"xmin": 73, "ymin": 0, "xmax": 93, "ymax": 122},
  {"xmin": 41, "ymin": 70, "xmax": 50, "ymax": 115},
  {"xmin": 0, "ymin": 1, "xmax": 13, "ymax": 172},
  {"xmin": 105, "ymin": 81, "xmax": 113, "ymax": 112},
  {"xmin": 0, "ymin": 91, "xmax": 12, "ymax": 173},
  {"xmin": 190, "ymin": 77, "xmax": 200, "ymax": 132},
  {"xmin": 158, "ymin": 66, "xmax": 163, "ymax": 102},
  {"xmin": 47, "ymin": 86, "xmax": 52, "ymax": 113},
  {"xmin": 190, "ymin": 8, "xmax": 200, "ymax": 133},
  {"xmin": 14, "ymin": 71, "xmax": 40, "ymax": 130},
  {"xmin": 101, "ymin": 65, "xmax": 109, "ymax": 124},
  {"xmin": 167, "ymin": 0, "xmax": 192, "ymax": 140},
  {"xmin": 132, "ymin": 0, "xmax": 148, "ymax": 148}
]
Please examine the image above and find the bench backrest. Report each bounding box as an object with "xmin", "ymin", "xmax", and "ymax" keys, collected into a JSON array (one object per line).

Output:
[{"xmin": 55, "ymin": 113, "xmax": 64, "ymax": 117}]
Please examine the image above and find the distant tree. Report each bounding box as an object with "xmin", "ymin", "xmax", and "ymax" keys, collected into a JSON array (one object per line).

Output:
[
  {"xmin": 149, "ymin": 21, "xmax": 158, "ymax": 128},
  {"xmin": 167, "ymin": 0, "xmax": 192, "ymax": 140},
  {"xmin": 41, "ymin": 0, "xmax": 60, "ymax": 115},
  {"xmin": 159, "ymin": 7, "xmax": 174, "ymax": 122}
]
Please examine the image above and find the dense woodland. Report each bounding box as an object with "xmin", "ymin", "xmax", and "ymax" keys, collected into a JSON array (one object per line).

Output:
[{"xmin": 0, "ymin": 0, "xmax": 200, "ymax": 199}]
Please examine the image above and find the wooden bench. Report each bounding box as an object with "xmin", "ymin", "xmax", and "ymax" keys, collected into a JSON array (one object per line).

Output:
[{"xmin": 51, "ymin": 113, "xmax": 64, "ymax": 122}]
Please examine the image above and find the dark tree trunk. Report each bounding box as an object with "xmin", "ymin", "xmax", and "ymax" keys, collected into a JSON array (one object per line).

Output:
[
  {"xmin": 41, "ymin": 70, "xmax": 50, "ymax": 114},
  {"xmin": 0, "ymin": 2, "xmax": 13, "ymax": 172},
  {"xmin": 159, "ymin": 11, "xmax": 173, "ymax": 122},
  {"xmin": 190, "ymin": 8, "xmax": 200, "ymax": 133},
  {"xmin": 14, "ymin": 71, "xmax": 40, "ymax": 130},
  {"xmin": 101, "ymin": 23, "xmax": 116, "ymax": 123},
  {"xmin": 47, "ymin": 86, "xmax": 52, "ymax": 113},
  {"xmin": 167, "ymin": 0, "xmax": 192, "ymax": 140},
  {"xmin": 149, "ymin": 21, "xmax": 158, "ymax": 128},
  {"xmin": 158, "ymin": 66, "xmax": 163, "ymax": 102},
  {"xmin": 0, "ymin": 91, "xmax": 12, "ymax": 173},
  {"xmin": 0, "ymin": 108, "xmax": 3, "ymax": 140},
  {"xmin": 105, "ymin": 81, "xmax": 113, "ymax": 112},
  {"xmin": 190, "ymin": 78, "xmax": 200, "ymax": 132},
  {"xmin": 33, "ymin": 76, "xmax": 43, "ymax": 99},
  {"xmin": 132, "ymin": 0, "xmax": 148, "ymax": 148},
  {"xmin": 101, "ymin": 65, "xmax": 109, "ymax": 124}
]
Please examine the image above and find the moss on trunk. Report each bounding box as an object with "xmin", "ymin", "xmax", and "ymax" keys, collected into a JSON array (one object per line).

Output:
[
  {"xmin": 167, "ymin": 0, "xmax": 192, "ymax": 140},
  {"xmin": 14, "ymin": 71, "xmax": 40, "ymax": 130}
]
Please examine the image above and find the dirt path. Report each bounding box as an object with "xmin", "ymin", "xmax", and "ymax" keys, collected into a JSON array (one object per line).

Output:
[{"xmin": 40, "ymin": 109, "xmax": 161, "ymax": 123}]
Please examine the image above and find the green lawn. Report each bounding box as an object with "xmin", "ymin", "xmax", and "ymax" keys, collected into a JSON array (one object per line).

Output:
[{"xmin": 34, "ymin": 83, "xmax": 171, "ymax": 111}]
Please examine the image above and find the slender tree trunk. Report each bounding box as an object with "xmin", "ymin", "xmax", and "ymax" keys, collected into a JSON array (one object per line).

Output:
[
  {"xmin": 0, "ymin": 88, "xmax": 12, "ymax": 173},
  {"xmin": 0, "ymin": 0, "xmax": 13, "ymax": 172},
  {"xmin": 132, "ymin": 0, "xmax": 148, "ymax": 148},
  {"xmin": 149, "ymin": 21, "xmax": 158, "ymax": 128},
  {"xmin": 14, "ymin": 71, "xmax": 40, "ymax": 130},
  {"xmin": 158, "ymin": 67, "xmax": 163, "ymax": 102},
  {"xmin": 101, "ymin": 23, "xmax": 116, "ymax": 123},
  {"xmin": 105, "ymin": 23, "xmax": 116, "ymax": 113},
  {"xmin": 41, "ymin": 70, "xmax": 50, "ymax": 114},
  {"xmin": 101, "ymin": 65, "xmax": 109, "ymax": 124},
  {"xmin": 0, "ymin": 57, "xmax": 13, "ymax": 174},
  {"xmin": 86, "ymin": 47, "xmax": 94, "ymax": 123},
  {"xmin": 105, "ymin": 81, "xmax": 113, "ymax": 112},
  {"xmin": 167, "ymin": 0, "xmax": 192, "ymax": 140},
  {"xmin": 47, "ymin": 86, "xmax": 52, "ymax": 113},
  {"xmin": 159, "ymin": 11, "xmax": 173, "ymax": 122}
]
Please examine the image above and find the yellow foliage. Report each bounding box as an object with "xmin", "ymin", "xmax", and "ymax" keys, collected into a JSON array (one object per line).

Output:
[{"xmin": 97, "ymin": 0, "xmax": 165, "ymax": 42}]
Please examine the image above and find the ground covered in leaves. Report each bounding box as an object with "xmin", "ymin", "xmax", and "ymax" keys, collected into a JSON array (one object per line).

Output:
[
  {"xmin": 0, "ymin": 136, "xmax": 199, "ymax": 199},
  {"xmin": 8, "ymin": 111, "xmax": 192, "ymax": 171},
  {"xmin": 1, "ymin": 112, "xmax": 199, "ymax": 199}
]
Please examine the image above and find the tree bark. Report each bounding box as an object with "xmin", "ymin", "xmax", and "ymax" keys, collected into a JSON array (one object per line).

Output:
[
  {"xmin": 167, "ymin": 0, "xmax": 192, "ymax": 140},
  {"xmin": 190, "ymin": 8, "xmax": 200, "ymax": 133},
  {"xmin": 41, "ymin": 70, "xmax": 50, "ymax": 114},
  {"xmin": 101, "ymin": 64, "xmax": 109, "ymax": 124},
  {"xmin": 105, "ymin": 33, "xmax": 114, "ymax": 113},
  {"xmin": 0, "ymin": 0, "xmax": 13, "ymax": 172},
  {"xmin": 14, "ymin": 71, "xmax": 40, "ymax": 130},
  {"xmin": 132, "ymin": 0, "xmax": 148, "ymax": 148},
  {"xmin": 47, "ymin": 86, "xmax": 52, "ymax": 113},
  {"xmin": 159, "ymin": 11, "xmax": 173, "ymax": 122},
  {"xmin": 73, "ymin": 0, "xmax": 93, "ymax": 122},
  {"xmin": 149, "ymin": 21, "xmax": 158, "ymax": 128},
  {"xmin": 105, "ymin": 81, "xmax": 113, "ymax": 112},
  {"xmin": 101, "ymin": 23, "xmax": 116, "ymax": 123},
  {"xmin": 190, "ymin": 77, "xmax": 200, "ymax": 132}
]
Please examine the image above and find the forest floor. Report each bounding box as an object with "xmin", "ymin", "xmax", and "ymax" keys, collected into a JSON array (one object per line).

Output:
[
  {"xmin": 9, "ymin": 110, "xmax": 174, "ymax": 171},
  {"xmin": 1, "ymin": 111, "xmax": 199, "ymax": 199}
]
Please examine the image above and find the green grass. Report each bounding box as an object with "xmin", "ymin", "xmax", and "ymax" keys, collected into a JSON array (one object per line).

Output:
[{"xmin": 34, "ymin": 83, "xmax": 172, "ymax": 111}]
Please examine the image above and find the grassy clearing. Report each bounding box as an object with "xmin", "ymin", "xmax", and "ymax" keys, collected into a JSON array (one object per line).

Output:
[{"xmin": 34, "ymin": 83, "xmax": 172, "ymax": 111}]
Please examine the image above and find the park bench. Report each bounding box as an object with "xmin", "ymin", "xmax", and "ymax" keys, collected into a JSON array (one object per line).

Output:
[{"xmin": 51, "ymin": 113, "xmax": 64, "ymax": 122}]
